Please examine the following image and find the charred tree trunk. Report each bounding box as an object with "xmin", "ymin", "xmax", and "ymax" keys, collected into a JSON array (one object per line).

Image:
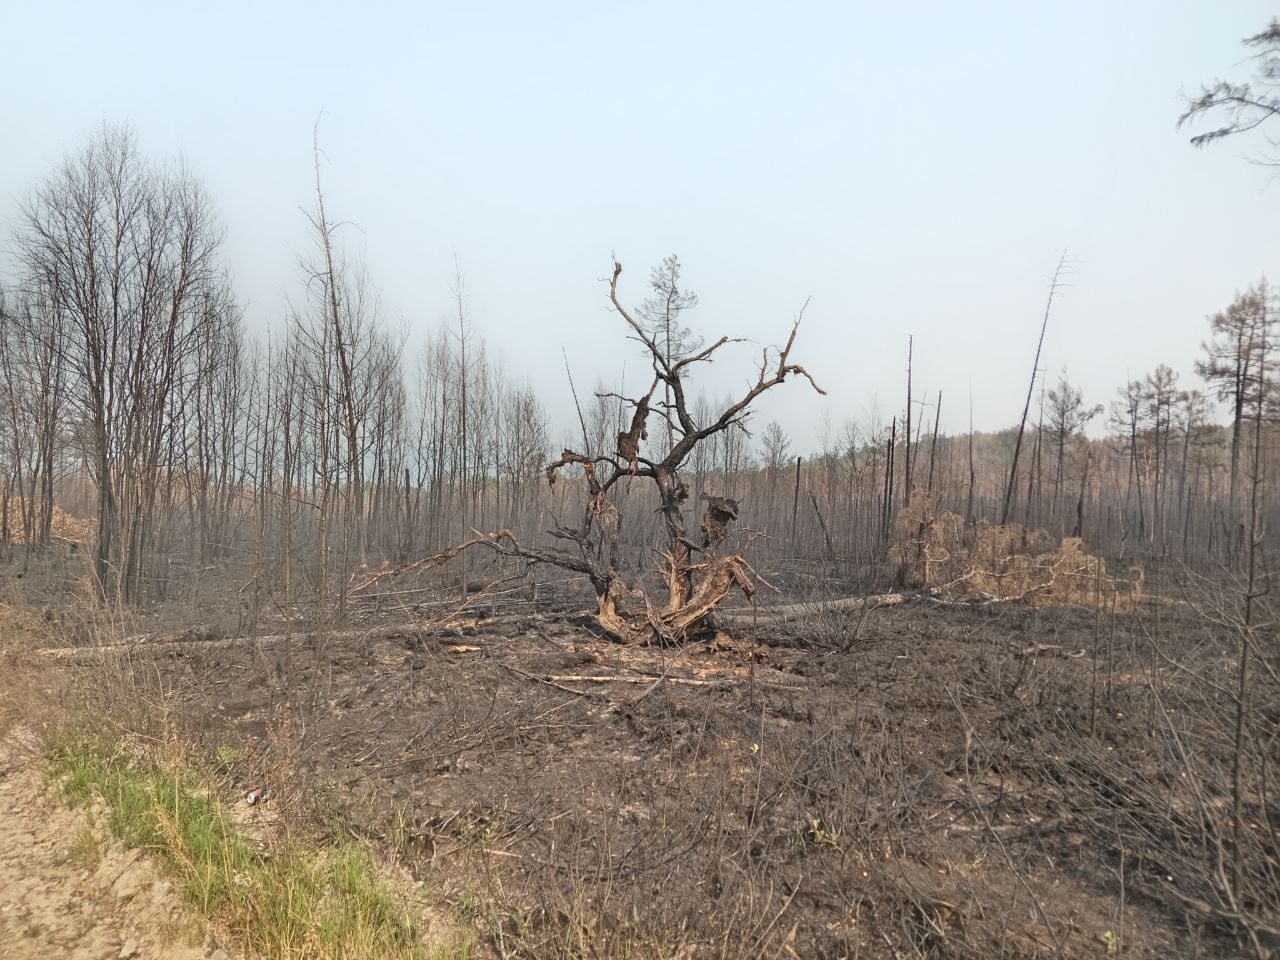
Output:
[{"xmin": 474, "ymin": 260, "xmax": 823, "ymax": 645}]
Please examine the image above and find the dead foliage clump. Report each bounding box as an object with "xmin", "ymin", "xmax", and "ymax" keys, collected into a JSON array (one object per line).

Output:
[
  {"xmin": 888, "ymin": 499, "xmax": 1142, "ymax": 607},
  {"xmin": 1, "ymin": 500, "xmax": 96, "ymax": 546}
]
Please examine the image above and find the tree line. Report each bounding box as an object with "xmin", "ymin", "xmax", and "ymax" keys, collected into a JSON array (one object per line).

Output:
[{"xmin": 0, "ymin": 124, "xmax": 1275, "ymax": 616}]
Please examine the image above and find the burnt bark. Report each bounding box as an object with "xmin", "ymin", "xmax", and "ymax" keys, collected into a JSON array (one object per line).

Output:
[{"xmin": 482, "ymin": 259, "xmax": 823, "ymax": 644}]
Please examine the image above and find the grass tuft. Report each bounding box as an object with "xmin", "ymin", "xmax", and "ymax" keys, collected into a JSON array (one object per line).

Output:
[{"xmin": 48, "ymin": 730, "xmax": 470, "ymax": 960}]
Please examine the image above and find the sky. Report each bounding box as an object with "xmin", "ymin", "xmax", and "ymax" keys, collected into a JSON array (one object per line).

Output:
[{"xmin": 1, "ymin": 0, "xmax": 1275, "ymax": 452}]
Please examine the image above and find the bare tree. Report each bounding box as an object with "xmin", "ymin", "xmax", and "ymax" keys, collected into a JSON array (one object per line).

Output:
[
  {"xmin": 1180, "ymin": 19, "xmax": 1280, "ymax": 158},
  {"xmin": 1002, "ymin": 252, "xmax": 1069, "ymax": 525},
  {"xmin": 481, "ymin": 260, "xmax": 823, "ymax": 644},
  {"xmin": 759, "ymin": 420, "xmax": 792, "ymax": 515},
  {"xmin": 1045, "ymin": 371, "xmax": 1102, "ymax": 533},
  {"xmin": 636, "ymin": 254, "xmax": 701, "ymax": 455},
  {"xmin": 14, "ymin": 125, "xmax": 225, "ymax": 599},
  {"xmin": 0, "ymin": 286, "xmax": 67, "ymax": 552},
  {"xmin": 1196, "ymin": 283, "xmax": 1273, "ymax": 521},
  {"xmin": 1110, "ymin": 378, "xmax": 1149, "ymax": 546},
  {"xmin": 1142, "ymin": 363, "xmax": 1181, "ymax": 547}
]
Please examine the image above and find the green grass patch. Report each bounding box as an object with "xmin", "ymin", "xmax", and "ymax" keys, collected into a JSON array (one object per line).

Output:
[{"xmin": 48, "ymin": 731, "xmax": 471, "ymax": 960}]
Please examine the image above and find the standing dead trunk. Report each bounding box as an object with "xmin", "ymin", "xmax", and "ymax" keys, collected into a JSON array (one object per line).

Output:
[
  {"xmin": 790, "ymin": 455, "xmax": 802, "ymax": 554},
  {"xmin": 904, "ymin": 336, "xmax": 913, "ymax": 508},
  {"xmin": 1003, "ymin": 252, "xmax": 1068, "ymax": 525}
]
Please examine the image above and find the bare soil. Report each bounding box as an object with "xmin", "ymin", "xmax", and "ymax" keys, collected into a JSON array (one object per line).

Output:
[
  {"xmin": 0, "ymin": 729, "xmax": 233, "ymax": 960},
  {"xmin": 65, "ymin": 590, "xmax": 1266, "ymax": 959}
]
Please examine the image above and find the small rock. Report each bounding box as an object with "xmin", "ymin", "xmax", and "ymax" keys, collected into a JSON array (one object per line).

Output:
[
  {"xmin": 209, "ymin": 950, "xmax": 230, "ymax": 960},
  {"xmin": 111, "ymin": 862, "xmax": 151, "ymax": 900},
  {"xmin": 149, "ymin": 879, "xmax": 171, "ymax": 904},
  {"xmin": 119, "ymin": 940, "xmax": 139, "ymax": 959}
]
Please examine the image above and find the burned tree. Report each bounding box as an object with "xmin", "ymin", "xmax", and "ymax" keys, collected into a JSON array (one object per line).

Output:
[
  {"xmin": 1180, "ymin": 19, "xmax": 1280, "ymax": 157},
  {"xmin": 1196, "ymin": 283, "xmax": 1273, "ymax": 522},
  {"xmin": 14, "ymin": 125, "xmax": 226, "ymax": 600},
  {"xmin": 484, "ymin": 260, "xmax": 823, "ymax": 644}
]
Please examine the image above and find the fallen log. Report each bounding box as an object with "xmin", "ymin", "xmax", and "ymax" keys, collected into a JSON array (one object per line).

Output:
[
  {"xmin": 547, "ymin": 674, "xmax": 721, "ymax": 686},
  {"xmin": 548, "ymin": 673, "xmax": 811, "ymax": 691},
  {"xmin": 38, "ymin": 623, "xmax": 432, "ymax": 660},
  {"xmin": 712, "ymin": 593, "xmax": 903, "ymax": 628},
  {"xmin": 38, "ymin": 593, "xmax": 904, "ymax": 660},
  {"xmin": 38, "ymin": 607, "xmax": 578, "ymax": 660}
]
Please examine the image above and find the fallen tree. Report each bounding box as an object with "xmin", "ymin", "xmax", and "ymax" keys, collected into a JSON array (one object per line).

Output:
[{"xmin": 712, "ymin": 593, "xmax": 903, "ymax": 629}]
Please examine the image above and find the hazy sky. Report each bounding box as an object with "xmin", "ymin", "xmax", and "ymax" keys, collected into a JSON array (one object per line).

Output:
[{"xmin": 1, "ymin": 1, "xmax": 1275, "ymax": 451}]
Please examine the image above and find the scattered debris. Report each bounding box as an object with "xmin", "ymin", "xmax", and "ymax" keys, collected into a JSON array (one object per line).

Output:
[{"xmin": 243, "ymin": 787, "xmax": 270, "ymax": 806}]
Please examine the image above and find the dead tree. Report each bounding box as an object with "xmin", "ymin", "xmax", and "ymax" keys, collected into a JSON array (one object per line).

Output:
[
  {"xmin": 1180, "ymin": 18, "xmax": 1280, "ymax": 156},
  {"xmin": 1002, "ymin": 251, "xmax": 1069, "ymax": 526},
  {"xmin": 482, "ymin": 260, "xmax": 824, "ymax": 644},
  {"xmin": 14, "ymin": 125, "xmax": 225, "ymax": 600}
]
